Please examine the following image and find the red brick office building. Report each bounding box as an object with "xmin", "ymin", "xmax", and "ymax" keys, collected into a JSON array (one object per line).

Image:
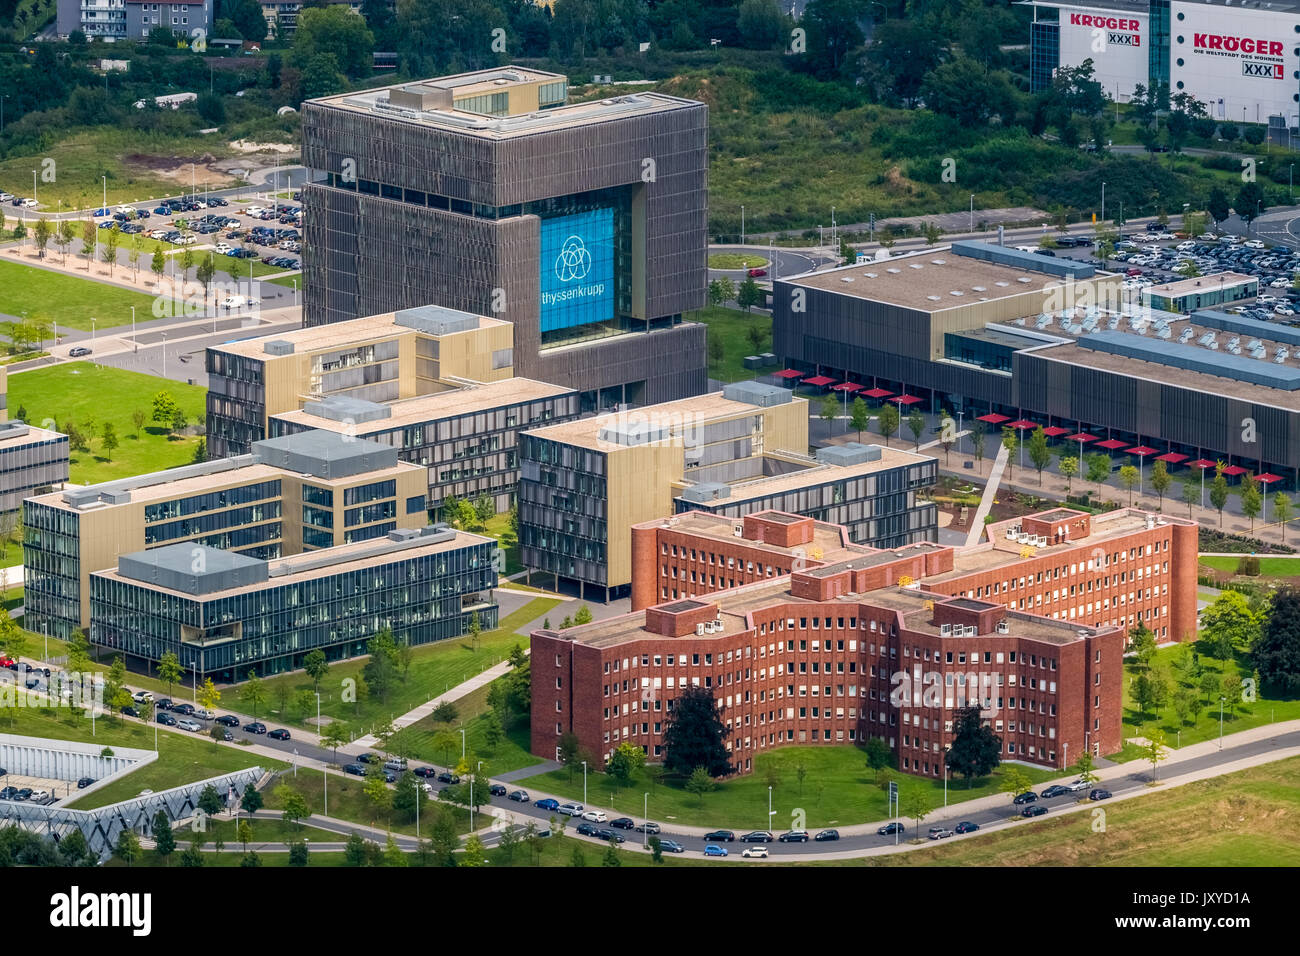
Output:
[{"xmin": 533, "ymin": 507, "xmax": 1197, "ymax": 778}]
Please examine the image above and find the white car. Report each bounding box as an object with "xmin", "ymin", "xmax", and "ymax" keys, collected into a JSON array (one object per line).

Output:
[
  {"xmin": 132, "ymin": 690, "xmax": 154, "ymax": 704},
  {"xmin": 741, "ymin": 845, "xmax": 769, "ymax": 858},
  {"xmin": 173, "ymin": 235, "xmax": 196, "ymax": 245},
  {"xmin": 1220, "ymin": 234, "xmax": 1241, "ymax": 243},
  {"xmin": 0, "ymin": 192, "xmax": 12, "ymax": 202},
  {"xmin": 1244, "ymin": 239, "xmax": 1266, "ymax": 249},
  {"xmin": 215, "ymin": 242, "xmax": 232, "ymax": 254},
  {"xmin": 1156, "ymin": 231, "xmax": 1177, "ymax": 240},
  {"xmin": 1276, "ymin": 305, "xmax": 1296, "ymax": 316},
  {"xmin": 28, "ymin": 789, "xmax": 51, "ymax": 803},
  {"xmin": 20, "ymin": 198, "xmax": 37, "ymax": 207},
  {"xmin": 1176, "ymin": 241, "xmax": 1197, "ymax": 252},
  {"xmin": 1258, "ymin": 295, "xmax": 1278, "ymax": 305},
  {"xmin": 580, "ymin": 810, "xmax": 608, "ymax": 823},
  {"xmin": 245, "ymin": 205, "xmax": 266, "ymax": 216},
  {"xmin": 177, "ymin": 718, "xmax": 202, "ymax": 732},
  {"xmin": 1066, "ymin": 779, "xmax": 1093, "ymax": 792}
]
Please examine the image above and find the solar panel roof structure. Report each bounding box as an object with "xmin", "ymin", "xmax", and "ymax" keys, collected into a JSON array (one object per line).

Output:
[
  {"xmin": 1077, "ymin": 330, "xmax": 1300, "ymax": 391},
  {"xmin": 950, "ymin": 240, "xmax": 1096, "ymax": 280}
]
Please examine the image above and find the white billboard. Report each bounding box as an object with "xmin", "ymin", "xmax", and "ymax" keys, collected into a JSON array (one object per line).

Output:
[
  {"xmin": 1057, "ymin": 5, "xmax": 1150, "ymax": 100},
  {"xmin": 1170, "ymin": 1, "xmax": 1300, "ymax": 124}
]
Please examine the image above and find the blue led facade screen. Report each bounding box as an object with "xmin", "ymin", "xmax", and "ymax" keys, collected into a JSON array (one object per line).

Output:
[{"xmin": 539, "ymin": 208, "xmax": 616, "ymax": 333}]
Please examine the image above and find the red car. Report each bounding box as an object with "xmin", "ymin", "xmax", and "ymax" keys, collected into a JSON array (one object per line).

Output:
[
  {"xmin": 747, "ymin": 268, "xmax": 767, "ymax": 278},
  {"xmin": 1126, "ymin": 268, "xmax": 1142, "ymax": 277},
  {"xmin": 0, "ymin": 657, "xmax": 14, "ymax": 669}
]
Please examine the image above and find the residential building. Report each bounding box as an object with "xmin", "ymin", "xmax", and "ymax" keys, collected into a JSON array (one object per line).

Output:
[
  {"xmin": 90, "ymin": 524, "xmax": 498, "ymax": 679},
  {"xmin": 58, "ymin": 0, "xmax": 214, "ymax": 39},
  {"xmin": 299, "ymin": 67, "xmax": 709, "ymax": 408},
  {"xmin": 518, "ymin": 381, "xmax": 938, "ymax": 601},
  {"xmin": 23, "ymin": 428, "xmax": 427, "ymax": 639}
]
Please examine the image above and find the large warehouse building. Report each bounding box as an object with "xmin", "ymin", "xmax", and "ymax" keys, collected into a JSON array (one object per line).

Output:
[{"xmin": 1028, "ymin": 0, "xmax": 1300, "ymax": 127}]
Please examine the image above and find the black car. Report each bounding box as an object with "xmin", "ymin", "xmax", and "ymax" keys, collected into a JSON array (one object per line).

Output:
[
  {"xmin": 0, "ymin": 787, "xmax": 16, "ymax": 799},
  {"xmin": 413, "ymin": 766, "xmax": 437, "ymax": 778},
  {"xmin": 155, "ymin": 698, "xmax": 173, "ymax": 710},
  {"xmin": 267, "ymin": 728, "xmax": 291, "ymax": 740},
  {"xmin": 215, "ymin": 714, "xmax": 240, "ymax": 727},
  {"xmin": 1012, "ymin": 791, "xmax": 1039, "ymax": 805},
  {"xmin": 488, "ymin": 783, "xmax": 507, "ymax": 796},
  {"xmin": 171, "ymin": 703, "xmax": 195, "ymax": 716},
  {"xmin": 877, "ymin": 822, "xmax": 905, "ymax": 835},
  {"xmin": 704, "ymin": 829, "xmax": 735, "ymax": 842},
  {"xmin": 610, "ymin": 817, "xmax": 636, "ymax": 830},
  {"xmin": 14, "ymin": 788, "xmax": 31, "ymax": 801},
  {"xmin": 436, "ymin": 771, "xmax": 460, "ymax": 784},
  {"xmin": 954, "ymin": 821, "xmax": 980, "ymax": 834},
  {"xmin": 596, "ymin": 828, "xmax": 624, "ymax": 844},
  {"xmin": 813, "ymin": 829, "xmax": 840, "ymax": 842},
  {"xmin": 382, "ymin": 771, "xmax": 396, "ymax": 783},
  {"xmin": 343, "ymin": 763, "xmax": 367, "ymax": 776},
  {"xmin": 219, "ymin": 730, "xmax": 234, "ymax": 741},
  {"xmin": 156, "ymin": 712, "xmax": 177, "ymax": 726},
  {"xmin": 635, "ymin": 821, "xmax": 661, "ymax": 834},
  {"xmin": 576, "ymin": 822, "xmax": 597, "ymax": 836},
  {"xmin": 779, "ymin": 830, "xmax": 809, "ymax": 843},
  {"xmin": 120, "ymin": 706, "xmax": 140, "ymax": 718},
  {"xmin": 1021, "ymin": 805, "xmax": 1049, "ymax": 818},
  {"xmin": 740, "ymin": 831, "xmax": 773, "ymax": 843},
  {"xmin": 244, "ymin": 722, "xmax": 267, "ymax": 734},
  {"xmin": 76, "ymin": 777, "xmax": 95, "ymax": 789},
  {"xmin": 1089, "ymin": 789, "xmax": 1113, "ymax": 801},
  {"xmin": 25, "ymin": 676, "xmax": 39, "ymax": 689},
  {"xmin": 357, "ymin": 753, "xmax": 380, "ymax": 764},
  {"xmin": 508, "ymin": 789, "xmax": 530, "ymax": 802},
  {"xmin": 1040, "ymin": 785, "xmax": 1071, "ymax": 799}
]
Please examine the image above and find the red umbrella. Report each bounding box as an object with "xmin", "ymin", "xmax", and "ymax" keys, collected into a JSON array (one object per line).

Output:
[
  {"xmin": 1066, "ymin": 432, "xmax": 1097, "ymax": 444},
  {"xmin": 1128, "ymin": 446, "xmax": 1159, "ymax": 457},
  {"xmin": 1155, "ymin": 452, "xmax": 1188, "ymax": 463},
  {"xmin": 976, "ymin": 413, "xmax": 1010, "ymax": 424},
  {"xmin": 893, "ymin": 395, "xmax": 923, "ymax": 406},
  {"xmin": 1257, "ymin": 473, "xmax": 1283, "ymax": 484},
  {"xmin": 1041, "ymin": 426, "xmax": 1070, "ymax": 437},
  {"xmin": 1095, "ymin": 439, "xmax": 1128, "ymax": 450},
  {"xmin": 772, "ymin": 369, "xmax": 803, "ymax": 379},
  {"xmin": 832, "ymin": 382, "xmax": 863, "ymax": 393},
  {"xmin": 1221, "ymin": 465, "xmax": 1247, "ymax": 477},
  {"xmin": 1008, "ymin": 419, "xmax": 1038, "ymax": 430},
  {"xmin": 802, "ymin": 375, "xmax": 837, "ymax": 387},
  {"xmin": 1187, "ymin": 459, "xmax": 1218, "ymax": 469},
  {"xmin": 862, "ymin": 387, "xmax": 893, "ymax": 399}
]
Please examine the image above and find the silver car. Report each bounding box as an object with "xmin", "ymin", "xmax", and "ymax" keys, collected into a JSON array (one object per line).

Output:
[{"xmin": 176, "ymin": 718, "xmax": 202, "ymax": 732}]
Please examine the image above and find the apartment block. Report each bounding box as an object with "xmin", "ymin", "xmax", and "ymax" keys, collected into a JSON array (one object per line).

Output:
[
  {"xmin": 518, "ymin": 381, "xmax": 937, "ymax": 601},
  {"xmin": 23, "ymin": 429, "xmax": 427, "ymax": 639},
  {"xmin": 90, "ymin": 525, "xmax": 498, "ymax": 680},
  {"xmin": 205, "ymin": 304, "xmax": 515, "ymax": 458}
]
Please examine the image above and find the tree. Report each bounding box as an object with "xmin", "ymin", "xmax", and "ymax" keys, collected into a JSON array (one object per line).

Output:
[
  {"xmin": 158, "ymin": 650, "xmax": 182, "ymax": 699},
  {"xmin": 819, "ymin": 393, "xmax": 838, "ymax": 429},
  {"xmin": 198, "ymin": 784, "xmax": 223, "ymax": 817},
  {"xmin": 231, "ymin": 0, "xmax": 268, "ymax": 40},
  {"xmin": 1072, "ymin": 750, "xmax": 1099, "ymax": 787},
  {"xmin": 196, "ymin": 255, "xmax": 216, "ymax": 312},
  {"xmin": 171, "ymin": 408, "xmax": 188, "ymax": 434},
  {"xmin": 32, "ymin": 217, "xmax": 51, "ymax": 258},
  {"xmin": 1173, "ymin": 686, "xmax": 1196, "ymax": 725},
  {"xmin": 1200, "ymin": 590, "xmax": 1263, "ymax": 662},
  {"xmin": 1002, "ymin": 427, "xmax": 1018, "ymax": 477},
  {"xmin": 319, "ymin": 722, "xmax": 347, "ymax": 764},
  {"xmin": 737, "ymin": 0, "xmax": 785, "ymax": 48},
  {"xmin": 999, "ymin": 766, "xmax": 1034, "ymax": 803},
  {"xmin": 1210, "ymin": 470, "xmax": 1230, "ymax": 527},
  {"xmin": 661, "ymin": 685, "xmax": 732, "ymax": 777},
  {"xmin": 80, "ymin": 221, "xmax": 96, "ymax": 271},
  {"xmin": 849, "ymin": 397, "xmax": 869, "ymax": 441},
  {"xmin": 113, "ymin": 829, "xmax": 141, "ymax": 867},
  {"xmin": 482, "ymin": 710, "xmax": 504, "ymax": 752},
  {"xmin": 736, "ymin": 277, "xmax": 763, "ymax": 312},
  {"xmin": 344, "ymin": 831, "xmax": 367, "ymax": 866},
  {"xmin": 971, "ymin": 422, "xmax": 986, "ymax": 468},
  {"xmin": 707, "ymin": 335, "xmax": 724, "ymax": 369},
  {"xmin": 1221, "ymin": 674, "xmax": 1243, "ymax": 716},
  {"xmin": 1058, "ymin": 455, "xmax": 1079, "ymax": 495},
  {"xmin": 863, "ymin": 736, "xmax": 891, "ymax": 782},
  {"xmin": 97, "ymin": 422, "xmax": 119, "ymax": 459},
  {"xmin": 153, "ymin": 810, "xmax": 175, "ymax": 865},
  {"xmin": 103, "ymin": 225, "xmax": 121, "ymax": 277},
  {"xmin": 1134, "ymin": 670, "xmax": 1170, "ymax": 720},
  {"xmin": 288, "ymin": 840, "xmax": 309, "ymax": 867},
  {"xmin": 745, "ymin": 322, "xmax": 767, "ymax": 355},
  {"xmin": 240, "ymin": 785, "xmax": 263, "ymax": 818},
  {"xmin": 685, "ymin": 765, "xmax": 716, "ymax": 805},
  {"xmin": 901, "ymin": 785, "xmax": 932, "ymax": 838},
  {"xmin": 57, "ymin": 220, "xmax": 76, "ymax": 265},
  {"xmin": 602, "ymin": 842, "xmax": 621, "ymax": 867},
  {"xmin": 944, "ymin": 706, "xmax": 1002, "ymax": 787},
  {"xmin": 240, "ymin": 670, "xmax": 267, "ymax": 719},
  {"xmin": 606, "ymin": 741, "xmax": 645, "ymax": 789},
  {"xmin": 467, "ymin": 610, "xmax": 481, "ymax": 652},
  {"xmin": 152, "ymin": 391, "xmax": 180, "ymax": 432},
  {"xmin": 569, "ymin": 843, "xmax": 586, "ymax": 867},
  {"xmin": 363, "ymin": 765, "xmax": 393, "ymax": 815},
  {"xmin": 877, "ymin": 402, "xmax": 899, "ymax": 447},
  {"xmin": 707, "ymin": 277, "xmax": 734, "ymax": 306},
  {"xmin": 1129, "ymin": 623, "xmax": 1158, "ymax": 669},
  {"xmin": 907, "ymin": 409, "xmax": 925, "ymax": 450},
  {"xmin": 1027, "ymin": 427, "xmax": 1051, "ymax": 485},
  {"xmin": 150, "ymin": 243, "xmax": 166, "ymax": 286},
  {"xmin": 1118, "ymin": 464, "xmax": 1139, "ymax": 505},
  {"xmin": 1275, "ymin": 492, "xmax": 1295, "ymax": 545},
  {"xmin": 938, "ymin": 414, "xmax": 956, "ymax": 464},
  {"xmin": 236, "ymin": 819, "xmax": 254, "ymax": 854},
  {"xmin": 363, "ymin": 627, "xmax": 401, "ymax": 703},
  {"xmin": 474, "ymin": 492, "xmax": 495, "ymax": 528},
  {"xmin": 1146, "ymin": 459, "xmax": 1170, "ymax": 509},
  {"xmin": 1253, "ymin": 586, "xmax": 1300, "ymax": 694},
  {"xmin": 1235, "ymin": 181, "xmax": 1266, "ymax": 231},
  {"xmin": 574, "ymin": 605, "xmax": 593, "ymax": 626},
  {"xmin": 432, "ymin": 729, "xmax": 458, "ymax": 765},
  {"xmin": 275, "ymin": 784, "xmax": 310, "ymax": 828},
  {"xmin": 919, "ymin": 56, "xmax": 1016, "ymax": 125},
  {"xmin": 1241, "ymin": 476, "xmax": 1261, "ymax": 531},
  {"xmin": 302, "ymin": 648, "xmax": 329, "ymax": 692},
  {"xmin": 292, "ymin": 5, "xmax": 374, "ymax": 77},
  {"xmin": 1143, "ymin": 728, "xmax": 1169, "ymax": 781},
  {"xmin": 431, "ymin": 701, "xmax": 459, "ymax": 724},
  {"xmin": 461, "ymin": 834, "xmax": 486, "ymax": 867},
  {"xmin": 58, "ymin": 828, "xmax": 93, "ymax": 867}
]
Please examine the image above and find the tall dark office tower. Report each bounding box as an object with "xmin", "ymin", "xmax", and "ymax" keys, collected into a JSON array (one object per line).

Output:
[{"xmin": 300, "ymin": 67, "xmax": 710, "ymax": 410}]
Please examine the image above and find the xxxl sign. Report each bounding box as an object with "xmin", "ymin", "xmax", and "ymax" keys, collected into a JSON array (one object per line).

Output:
[
  {"xmin": 1243, "ymin": 61, "xmax": 1285, "ymax": 78},
  {"xmin": 1108, "ymin": 32, "xmax": 1140, "ymax": 47}
]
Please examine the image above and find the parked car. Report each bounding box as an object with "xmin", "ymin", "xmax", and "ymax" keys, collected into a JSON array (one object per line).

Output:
[
  {"xmin": 244, "ymin": 722, "xmax": 267, "ymax": 734},
  {"xmin": 580, "ymin": 809, "xmax": 608, "ymax": 823},
  {"xmin": 0, "ymin": 787, "xmax": 17, "ymax": 799},
  {"xmin": 704, "ymin": 829, "xmax": 735, "ymax": 842},
  {"xmin": 177, "ymin": 718, "xmax": 202, "ymax": 732},
  {"xmin": 488, "ymin": 784, "xmax": 507, "ymax": 796},
  {"xmin": 412, "ymin": 766, "xmax": 437, "ymax": 778},
  {"xmin": 156, "ymin": 712, "xmax": 177, "ymax": 726},
  {"xmin": 534, "ymin": 797, "xmax": 559, "ymax": 811},
  {"xmin": 1040, "ymin": 785, "xmax": 1071, "ymax": 798},
  {"xmin": 508, "ymin": 789, "xmax": 530, "ymax": 802},
  {"xmin": 703, "ymin": 844, "xmax": 729, "ymax": 857},
  {"xmin": 1089, "ymin": 789, "xmax": 1113, "ymax": 801},
  {"xmin": 215, "ymin": 714, "xmax": 239, "ymax": 727},
  {"xmin": 742, "ymin": 845, "xmax": 769, "ymax": 858},
  {"xmin": 575, "ymin": 821, "xmax": 597, "ymax": 836},
  {"xmin": 557, "ymin": 802, "xmax": 584, "ymax": 816},
  {"xmin": 68, "ymin": 346, "xmax": 92, "ymax": 358},
  {"xmin": 267, "ymin": 728, "xmax": 291, "ymax": 740},
  {"xmin": 778, "ymin": 830, "xmax": 809, "ymax": 843},
  {"xmin": 814, "ymin": 829, "xmax": 840, "ymax": 842},
  {"xmin": 219, "ymin": 729, "xmax": 234, "ymax": 742},
  {"xmin": 928, "ymin": 826, "xmax": 954, "ymax": 840},
  {"xmin": 610, "ymin": 817, "xmax": 636, "ymax": 830},
  {"xmin": 877, "ymin": 822, "xmax": 905, "ymax": 835},
  {"xmin": 436, "ymin": 771, "xmax": 460, "ymax": 784},
  {"xmin": 595, "ymin": 828, "xmax": 624, "ymax": 844},
  {"xmin": 954, "ymin": 821, "xmax": 980, "ymax": 834},
  {"xmin": 343, "ymin": 763, "xmax": 367, "ymax": 776},
  {"xmin": 171, "ymin": 702, "xmax": 195, "ymax": 716},
  {"xmin": 1065, "ymin": 779, "xmax": 1093, "ymax": 792},
  {"xmin": 657, "ymin": 839, "xmax": 685, "ymax": 853},
  {"xmin": 132, "ymin": 690, "xmax": 154, "ymax": 704},
  {"xmin": 76, "ymin": 777, "xmax": 95, "ymax": 789},
  {"xmin": 1012, "ymin": 791, "xmax": 1039, "ymax": 805},
  {"xmin": 634, "ymin": 821, "xmax": 661, "ymax": 834},
  {"xmin": 1021, "ymin": 805, "xmax": 1049, "ymax": 817},
  {"xmin": 740, "ymin": 831, "xmax": 773, "ymax": 843},
  {"xmin": 120, "ymin": 705, "xmax": 140, "ymax": 718}
]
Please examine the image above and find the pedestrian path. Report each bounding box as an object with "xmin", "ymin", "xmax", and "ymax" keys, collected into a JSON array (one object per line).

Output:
[{"xmin": 965, "ymin": 443, "xmax": 1009, "ymax": 548}]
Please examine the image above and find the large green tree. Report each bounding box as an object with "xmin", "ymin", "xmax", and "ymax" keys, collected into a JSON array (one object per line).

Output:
[
  {"xmin": 661, "ymin": 685, "xmax": 732, "ymax": 778},
  {"xmin": 292, "ymin": 6, "xmax": 374, "ymax": 78},
  {"xmin": 1254, "ymin": 586, "xmax": 1300, "ymax": 693},
  {"xmin": 944, "ymin": 705, "xmax": 1002, "ymax": 787}
]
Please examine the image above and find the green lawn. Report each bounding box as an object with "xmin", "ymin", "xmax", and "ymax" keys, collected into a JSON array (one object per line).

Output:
[
  {"xmin": 261, "ymin": 767, "xmax": 476, "ymax": 838},
  {"xmin": 687, "ymin": 305, "xmax": 773, "ymax": 384},
  {"xmin": 239, "ymin": 597, "xmax": 561, "ymax": 737},
  {"xmin": 386, "ymin": 676, "xmax": 542, "ymax": 775},
  {"xmin": 0, "ymin": 258, "xmax": 159, "ymax": 332},
  {"xmin": 0, "ymin": 706, "xmax": 280, "ymax": 810},
  {"xmin": 105, "ymin": 850, "xmax": 353, "ymax": 867},
  {"xmin": 860, "ymin": 756, "xmax": 1300, "ymax": 867},
  {"xmin": 518, "ymin": 745, "xmax": 1060, "ymax": 830},
  {"xmin": 7, "ymin": 361, "xmax": 206, "ymax": 484},
  {"xmin": 478, "ymin": 510, "xmax": 522, "ymax": 574},
  {"xmin": 1199, "ymin": 555, "xmax": 1300, "ymax": 577},
  {"xmin": 1115, "ymin": 641, "xmax": 1300, "ymax": 758},
  {"xmin": 708, "ymin": 253, "xmax": 769, "ymax": 270},
  {"xmin": 265, "ymin": 273, "xmax": 302, "ymax": 289}
]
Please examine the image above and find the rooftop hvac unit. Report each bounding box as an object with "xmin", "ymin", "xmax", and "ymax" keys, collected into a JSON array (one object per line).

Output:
[
  {"xmin": 696, "ymin": 623, "xmax": 705, "ymax": 635},
  {"xmin": 1012, "ymin": 317, "xmax": 1026, "ymax": 326},
  {"xmin": 1006, "ymin": 528, "xmax": 1018, "ymax": 539},
  {"xmin": 714, "ymin": 618, "xmax": 723, "ymax": 629},
  {"xmin": 1248, "ymin": 339, "xmax": 1262, "ymax": 351},
  {"xmin": 1107, "ymin": 316, "xmax": 1121, "ymax": 330},
  {"xmin": 1228, "ymin": 343, "xmax": 1241, "ymax": 354},
  {"xmin": 996, "ymin": 621, "xmax": 1010, "ymax": 634},
  {"xmin": 1279, "ymin": 348, "xmax": 1291, "ymax": 362},
  {"xmin": 1228, "ymin": 337, "xmax": 1241, "ymax": 350},
  {"xmin": 1251, "ymin": 345, "xmax": 1267, "ymax": 359},
  {"xmin": 1035, "ymin": 315, "xmax": 1052, "ymax": 329},
  {"xmin": 1157, "ymin": 325, "xmax": 1172, "ymax": 339},
  {"xmin": 1207, "ymin": 340, "xmax": 1219, "ymax": 350},
  {"xmin": 1179, "ymin": 327, "xmax": 1196, "ymax": 343},
  {"xmin": 1198, "ymin": 332, "xmax": 1216, "ymax": 346},
  {"xmin": 1081, "ymin": 315, "xmax": 1098, "ymax": 331},
  {"xmin": 1136, "ymin": 325, "xmax": 1148, "ymax": 335}
]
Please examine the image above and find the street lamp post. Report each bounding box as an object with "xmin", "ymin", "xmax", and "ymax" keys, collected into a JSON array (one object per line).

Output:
[
  {"xmin": 1291, "ymin": 164, "xmax": 1294, "ymax": 204},
  {"xmin": 970, "ymin": 194, "xmax": 974, "ymax": 232},
  {"xmin": 460, "ymin": 728, "xmax": 466, "ymax": 758},
  {"xmin": 1101, "ymin": 181, "xmax": 1106, "ymax": 223},
  {"xmin": 581, "ymin": 760, "xmax": 588, "ymax": 805},
  {"xmin": 643, "ymin": 792, "xmax": 649, "ymax": 848},
  {"xmin": 130, "ymin": 306, "xmax": 136, "ymax": 352},
  {"xmin": 161, "ymin": 332, "xmax": 167, "ymax": 379},
  {"xmin": 292, "ymin": 748, "xmax": 298, "ymax": 777},
  {"xmin": 414, "ymin": 775, "xmax": 420, "ymax": 838},
  {"xmin": 740, "ymin": 204, "xmax": 744, "ymax": 246},
  {"xmin": 1219, "ymin": 695, "xmax": 1226, "ymax": 749}
]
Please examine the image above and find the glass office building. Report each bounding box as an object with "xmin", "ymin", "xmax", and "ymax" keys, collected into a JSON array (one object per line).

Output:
[{"xmin": 89, "ymin": 527, "xmax": 499, "ymax": 680}]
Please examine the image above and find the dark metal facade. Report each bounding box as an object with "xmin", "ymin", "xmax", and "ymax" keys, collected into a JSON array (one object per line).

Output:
[{"xmin": 300, "ymin": 95, "xmax": 710, "ymax": 405}]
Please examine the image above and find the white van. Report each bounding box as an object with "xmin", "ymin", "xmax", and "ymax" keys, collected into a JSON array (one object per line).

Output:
[
  {"xmin": 384, "ymin": 757, "xmax": 408, "ymax": 773},
  {"xmin": 1014, "ymin": 245, "xmax": 1036, "ymax": 253}
]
